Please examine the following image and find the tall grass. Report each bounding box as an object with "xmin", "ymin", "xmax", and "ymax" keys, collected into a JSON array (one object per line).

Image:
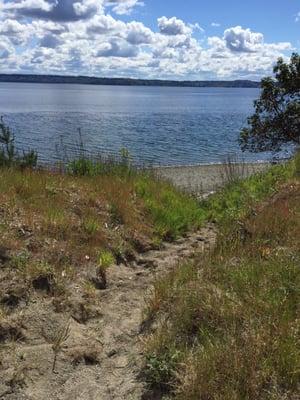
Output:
[
  {"xmin": 144, "ymin": 156, "xmax": 300, "ymax": 400},
  {"xmin": 66, "ymin": 148, "xmax": 134, "ymax": 178},
  {"xmin": 135, "ymin": 175, "xmax": 206, "ymax": 240},
  {"xmin": 220, "ymin": 153, "xmax": 247, "ymax": 185},
  {"xmin": 0, "ymin": 120, "xmax": 207, "ymax": 248},
  {"xmin": 201, "ymin": 157, "xmax": 296, "ymax": 224}
]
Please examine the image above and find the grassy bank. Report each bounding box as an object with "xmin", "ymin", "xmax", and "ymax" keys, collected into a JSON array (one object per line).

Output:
[
  {"xmin": 0, "ymin": 165, "xmax": 204, "ymax": 284},
  {"xmin": 0, "ymin": 156, "xmax": 293, "ymax": 280},
  {"xmin": 0, "ymin": 161, "xmax": 207, "ymax": 394},
  {"xmin": 144, "ymin": 154, "xmax": 300, "ymax": 399},
  {"xmin": 0, "ymin": 144, "xmax": 299, "ymax": 398}
]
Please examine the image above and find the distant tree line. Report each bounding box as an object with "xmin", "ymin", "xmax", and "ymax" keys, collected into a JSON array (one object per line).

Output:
[{"xmin": 0, "ymin": 74, "xmax": 260, "ymax": 88}]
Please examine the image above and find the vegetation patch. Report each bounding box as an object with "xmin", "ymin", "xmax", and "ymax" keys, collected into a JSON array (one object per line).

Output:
[
  {"xmin": 202, "ymin": 157, "xmax": 296, "ymax": 224},
  {"xmin": 0, "ymin": 141, "xmax": 208, "ymax": 393},
  {"xmin": 135, "ymin": 175, "xmax": 206, "ymax": 241},
  {"xmin": 144, "ymin": 161, "xmax": 300, "ymax": 400}
]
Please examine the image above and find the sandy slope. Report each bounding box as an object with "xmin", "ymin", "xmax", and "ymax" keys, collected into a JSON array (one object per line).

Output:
[{"xmin": 1, "ymin": 225, "xmax": 216, "ymax": 400}]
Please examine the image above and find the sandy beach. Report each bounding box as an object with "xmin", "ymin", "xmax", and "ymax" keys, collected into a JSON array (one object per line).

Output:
[{"xmin": 153, "ymin": 162, "xmax": 271, "ymax": 195}]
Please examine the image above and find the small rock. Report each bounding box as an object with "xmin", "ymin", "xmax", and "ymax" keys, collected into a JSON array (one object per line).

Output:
[
  {"xmin": 17, "ymin": 225, "xmax": 33, "ymax": 238},
  {"xmin": 114, "ymin": 355, "xmax": 128, "ymax": 368},
  {"xmin": 107, "ymin": 349, "xmax": 117, "ymax": 358}
]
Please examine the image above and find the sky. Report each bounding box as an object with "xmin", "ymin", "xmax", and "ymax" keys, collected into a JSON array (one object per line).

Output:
[{"xmin": 0, "ymin": 0, "xmax": 299, "ymax": 80}]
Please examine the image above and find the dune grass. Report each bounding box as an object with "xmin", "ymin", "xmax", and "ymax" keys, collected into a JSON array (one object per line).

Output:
[
  {"xmin": 144, "ymin": 155, "xmax": 300, "ymax": 400},
  {"xmin": 134, "ymin": 175, "xmax": 206, "ymax": 241},
  {"xmin": 201, "ymin": 158, "xmax": 296, "ymax": 223},
  {"xmin": 0, "ymin": 165, "xmax": 204, "ymax": 276},
  {"xmin": 0, "ymin": 154, "xmax": 297, "ymax": 292}
]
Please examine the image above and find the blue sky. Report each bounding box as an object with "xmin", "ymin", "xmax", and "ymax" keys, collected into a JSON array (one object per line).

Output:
[
  {"xmin": 0, "ymin": 0, "xmax": 298, "ymax": 79},
  {"xmin": 138, "ymin": 0, "xmax": 299, "ymax": 44}
]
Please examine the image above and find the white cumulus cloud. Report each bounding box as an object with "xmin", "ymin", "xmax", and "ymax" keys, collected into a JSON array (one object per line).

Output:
[
  {"xmin": 158, "ymin": 16, "xmax": 192, "ymax": 36},
  {"xmin": 223, "ymin": 26, "xmax": 264, "ymax": 52},
  {"xmin": 0, "ymin": 1, "xmax": 294, "ymax": 80}
]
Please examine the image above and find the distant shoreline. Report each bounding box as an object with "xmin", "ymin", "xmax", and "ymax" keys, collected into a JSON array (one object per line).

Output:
[{"xmin": 0, "ymin": 74, "xmax": 260, "ymax": 88}]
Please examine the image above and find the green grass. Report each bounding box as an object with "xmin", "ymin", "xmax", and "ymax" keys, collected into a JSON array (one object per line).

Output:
[
  {"xmin": 201, "ymin": 159, "xmax": 296, "ymax": 224},
  {"xmin": 0, "ymin": 163, "xmax": 206, "ymax": 279},
  {"xmin": 60, "ymin": 155, "xmax": 207, "ymax": 242},
  {"xmin": 67, "ymin": 158, "xmax": 208, "ymax": 241},
  {"xmin": 143, "ymin": 155, "xmax": 300, "ymax": 400},
  {"xmin": 0, "ymin": 153, "xmax": 297, "ymax": 294},
  {"xmin": 135, "ymin": 175, "xmax": 206, "ymax": 240}
]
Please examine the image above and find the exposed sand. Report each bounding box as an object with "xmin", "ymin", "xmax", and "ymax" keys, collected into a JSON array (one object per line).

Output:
[
  {"xmin": 0, "ymin": 225, "xmax": 217, "ymax": 400},
  {"xmin": 153, "ymin": 162, "xmax": 271, "ymax": 195}
]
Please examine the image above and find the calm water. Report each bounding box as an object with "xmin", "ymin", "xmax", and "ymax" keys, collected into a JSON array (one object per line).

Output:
[{"xmin": 0, "ymin": 82, "xmax": 271, "ymax": 166}]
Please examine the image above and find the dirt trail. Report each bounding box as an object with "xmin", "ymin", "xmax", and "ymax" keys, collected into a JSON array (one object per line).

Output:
[{"xmin": 1, "ymin": 224, "xmax": 216, "ymax": 400}]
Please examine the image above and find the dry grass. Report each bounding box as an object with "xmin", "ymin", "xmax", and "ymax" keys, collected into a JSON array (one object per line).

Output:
[
  {"xmin": 0, "ymin": 166, "xmax": 205, "ymax": 330},
  {"xmin": 144, "ymin": 178, "xmax": 300, "ymax": 399},
  {"xmin": 0, "ymin": 168, "xmax": 204, "ymax": 268},
  {"xmin": 0, "ymin": 169, "xmax": 149, "ymax": 264},
  {"xmin": 220, "ymin": 153, "xmax": 247, "ymax": 185},
  {"xmin": 1, "ymin": 155, "xmax": 298, "ymax": 398},
  {"xmin": 0, "ymin": 163, "xmax": 207, "ymax": 396}
]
